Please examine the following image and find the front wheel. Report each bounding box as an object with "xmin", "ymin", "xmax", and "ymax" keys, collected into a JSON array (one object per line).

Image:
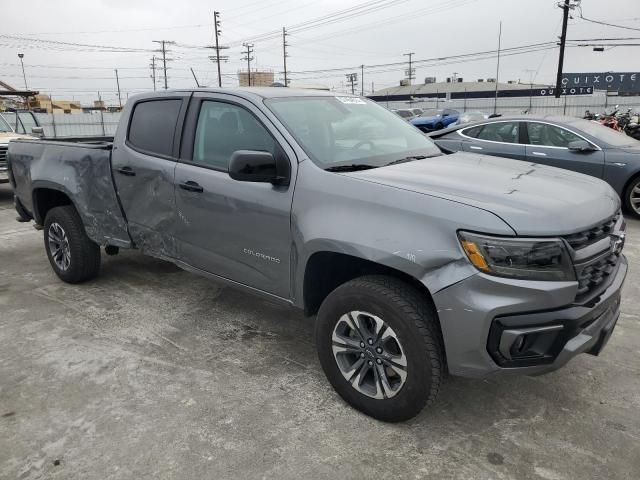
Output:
[
  {"xmin": 44, "ymin": 206, "xmax": 101, "ymax": 283},
  {"xmin": 624, "ymin": 177, "xmax": 640, "ymax": 219},
  {"xmin": 316, "ymin": 275, "xmax": 444, "ymax": 422}
]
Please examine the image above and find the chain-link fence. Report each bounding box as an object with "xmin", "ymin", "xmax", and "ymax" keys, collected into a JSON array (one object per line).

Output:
[{"xmin": 32, "ymin": 112, "xmax": 121, "ymax": 138}]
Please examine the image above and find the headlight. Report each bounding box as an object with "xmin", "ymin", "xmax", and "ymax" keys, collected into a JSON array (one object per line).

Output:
[{"xmin": 458, "ymin": 231, "xmax": 575, "ymax": 281}]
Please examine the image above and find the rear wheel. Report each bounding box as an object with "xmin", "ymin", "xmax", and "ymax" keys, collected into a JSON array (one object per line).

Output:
[
  {"xmin": 44, "ymin": 206, "xmax": 101, "ymax": 283},
  {"xmin": 316, "ymin": 275, "xmax": 444, "ymax": 422},
  {"xmin": 435, "ymin": 122, "xmax": 444, "ymax": 130},
  {"xmin": 624, "ymin": 177, "xmax": 640, "ymax": 218}
]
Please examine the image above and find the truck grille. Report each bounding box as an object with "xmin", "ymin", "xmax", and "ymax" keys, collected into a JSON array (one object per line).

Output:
[
  {"xmin": 576, "ymin": 253, "xmax": 619, "ymax": 297},
  {"xmin": 0, "ymin": 145, "xmax": 7, "ymax": 164},
  {"xmin": 563, "ymin": 212, "xmax": 620, "ymax": 249},
  {"xmin": 564, "ymin": 211, "xmax": 624, "ymax": 303}
]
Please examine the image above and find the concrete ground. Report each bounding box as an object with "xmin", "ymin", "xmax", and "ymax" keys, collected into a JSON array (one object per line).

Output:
[{"xmin": 0, "ymin": 182, "xmax": 639, "ymax": 480}]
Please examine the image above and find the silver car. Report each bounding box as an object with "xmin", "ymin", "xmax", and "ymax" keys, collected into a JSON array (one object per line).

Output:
[{"xmin": 429, "ymin": 115, "xmax": 640, "ymax": 217}]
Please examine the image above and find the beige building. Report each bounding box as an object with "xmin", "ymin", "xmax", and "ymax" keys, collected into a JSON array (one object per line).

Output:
[
  {"xmin": 237, "ymin": 70, "xmax": 274, "ymax": 87},
  {"xmin": 27, "ymin": 95, "xmax": 82, "ymax": 114}
]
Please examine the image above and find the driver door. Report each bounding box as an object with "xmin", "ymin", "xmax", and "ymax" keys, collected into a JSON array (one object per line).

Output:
[{"xmin": 173, "ymin": 93, "xmax": 297, "ymax": 299}]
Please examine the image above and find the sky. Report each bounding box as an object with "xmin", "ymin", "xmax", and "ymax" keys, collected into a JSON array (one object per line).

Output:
[{"xmin": 1, "ymin": 0, "xmax": 639, "ymax": 105}]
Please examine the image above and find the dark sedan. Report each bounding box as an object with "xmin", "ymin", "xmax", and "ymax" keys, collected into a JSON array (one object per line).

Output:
[{"xmin": 429, "ymin": 115, "xmax": 640, "ymax": 217}]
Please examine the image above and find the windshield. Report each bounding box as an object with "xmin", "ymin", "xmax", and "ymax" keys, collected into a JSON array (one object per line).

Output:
[
  {"xmin": 265, "ymin": 96, "xmax": 441, "ymax": 168},
  {"xmin": 0, "ymin": 114, "xmax": 13, "ymax": 133},
  {"xmin": 571, "ymin": 118, "xmax": 637, "ymax": 147}
]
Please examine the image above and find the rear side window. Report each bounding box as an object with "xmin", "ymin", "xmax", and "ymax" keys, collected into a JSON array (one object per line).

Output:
[
  {"xmin": 462, "ymin": 125, "xmax": 483, "ymax": 138},
  {"xmin": 128, "ymin": 99, "xmax": 182, "ymax": 157},
  {"xmin": 475, "ymin": 122, "xmax": 520, "ymax": 143}
]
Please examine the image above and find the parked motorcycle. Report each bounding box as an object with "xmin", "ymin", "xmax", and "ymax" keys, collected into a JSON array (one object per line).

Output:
[{"xmin": 624, "ymin": 112, "xmax": 640, "ymax": 140}]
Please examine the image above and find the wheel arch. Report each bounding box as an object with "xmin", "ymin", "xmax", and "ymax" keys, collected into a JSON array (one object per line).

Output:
[
  {"xmin": 302, "ymin": 251, "xmax": 438, "ymax": 317},
  {"xmin": 31, "ymin": 183, "xmax": 76, "ymax": 225}
]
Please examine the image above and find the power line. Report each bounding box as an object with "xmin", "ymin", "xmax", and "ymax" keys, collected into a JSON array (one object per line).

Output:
[{"xmin": 577, "ymin": 7, "xmax": 640, "ymax": 32}]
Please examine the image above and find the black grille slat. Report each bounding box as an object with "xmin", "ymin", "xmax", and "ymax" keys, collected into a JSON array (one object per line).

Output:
[
  {"xmin": 575, "ymin": 253, "xmax": 619, "ymax": 300},
  {"xmin": 0, "ymin": 146, "xmax": 7, "ymax": 163},
  {"xmin": 564, "ymin": 211, "xmax": 623, "ymax": 302},
  {"xmin": 564, "ymin": 212, "xmax": 620, "ymax": 249}
]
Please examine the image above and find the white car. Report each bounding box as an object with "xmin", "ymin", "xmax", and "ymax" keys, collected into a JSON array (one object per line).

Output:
[{"xmin": 0, "ymin": 114, "xmax": 36, "ymax": 184}]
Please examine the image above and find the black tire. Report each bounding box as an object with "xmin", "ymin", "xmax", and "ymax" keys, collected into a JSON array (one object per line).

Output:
[
  {"xmin": 316, "ymin": 275, "xmax": 444, "ymax": 422},
  {"xmin": 435, "ymin": 122, "xmax": 444, "ymax": 130},
  {"xmin": 43, "ymin": 205, "xmax": 101, "ymax": 283},
  {"xmin": 623, "ymin": 176, "xmax": 640, "ymax": 219}
]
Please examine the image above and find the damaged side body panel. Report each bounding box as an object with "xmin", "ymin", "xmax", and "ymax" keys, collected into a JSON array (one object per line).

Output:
[{"xmin": 8, "ymin": 139, "xmax": 131, "ymax": 248}]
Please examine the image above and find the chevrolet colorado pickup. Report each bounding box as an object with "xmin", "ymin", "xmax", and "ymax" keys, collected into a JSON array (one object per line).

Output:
[{"xmin": 7, "ymin": 88, "xmax": 627, "ymax": 422}]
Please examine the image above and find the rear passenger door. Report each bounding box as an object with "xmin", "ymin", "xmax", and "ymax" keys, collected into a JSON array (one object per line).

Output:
[
  {"xmin": 111, "ymin": 94, "xmax": 189, "ymax": 256},
  {"xmin": 524, "ymin": 121, "xmax": 605, "ymax": 178},
  {"xmin": 173, "ymin": 93, "xmax": 296, "ymax": 299},
  {"xmin": 460, "ymin": 121, "xmax": 526, "ymax": 160}
]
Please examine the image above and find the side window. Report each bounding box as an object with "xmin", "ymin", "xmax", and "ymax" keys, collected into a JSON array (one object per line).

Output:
[
  {"xmin": 526, "ymin": 122, "xmax": 583, "ymax": 148},
  {"xmin": 193, "ymin": 101, "xmax": 276, "ymax": 170},
  {"xmin": 128, "ymin": 99, "xmax": 182, "ymax": 157},
  {"xmin": 462, "ymin": 125, "xmax": 483, "ymax": 138},
  {"xmin": 475, "ymin": 122, "xmax": 520, "ymax": 143}
]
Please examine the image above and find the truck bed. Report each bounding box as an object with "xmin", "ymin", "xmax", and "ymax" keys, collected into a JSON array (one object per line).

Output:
[{"xmin": 8, "ymin": 138, "xmax": 131, "ymax": 248}]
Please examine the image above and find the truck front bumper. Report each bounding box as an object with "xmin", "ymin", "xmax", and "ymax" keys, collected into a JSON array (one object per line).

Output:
[{"xmin": 432, "ymin": 255, "xmax": 627, "ymax": 378}]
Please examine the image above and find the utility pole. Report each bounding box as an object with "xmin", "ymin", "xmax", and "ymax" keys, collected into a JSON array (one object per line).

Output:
[
  {"xmin": 115, "ymin": 69, "xmax": 122, "ymax": 109},
  {"xmin": 555, "ymin": 0, "xmax": 574, "ymax": 98},
  {"xmin": 403, "ymin": 52, "xmax": 415, "ymax": 85},
  {"xmin": 360, "ymin": 65, "xmax": 364, "ymax": 96},
  {"xmin": 242, "ymin": 43, "xmax": 254, "ymax": 86},
  {"xmin": 152, "ymin": 40, "xmax": 174, "ymax": 89},
  {"xmin": 493, "ymin": 21, "xmax": 502, "ymax": 115},
  {"xmin": 150, "ymin": 56, "xmax": 157, "ymax": 91},
  {"xmin": 210, "ymin": 11, "xmax": 230, "ymax": 88},
  {"xmin": 282, "ymin": 27, "xmax": 289, "ymax": 87},
  {"xmin": 345, "ymin": 73, "xmax": 358, "ymax": 95},
  {"xmin": 207, "ymin": 12, "xmax": 229, "ymax": 88},
  {"xmin": 524, "ymin": 68, "xmax": 536, "ymax": 112}
]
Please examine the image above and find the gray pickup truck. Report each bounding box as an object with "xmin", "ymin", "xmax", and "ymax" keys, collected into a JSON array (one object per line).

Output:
[{"xmin": 7, "ymin": 88, "xmax": 627, "ymax": 422}]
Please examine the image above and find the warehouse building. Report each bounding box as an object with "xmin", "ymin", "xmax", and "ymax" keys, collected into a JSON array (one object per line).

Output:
[{"xmin": 369, "ymin": 77, "xmax": 548, "ymax": 102}]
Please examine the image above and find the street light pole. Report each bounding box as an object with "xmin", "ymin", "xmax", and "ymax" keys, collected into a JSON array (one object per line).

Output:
[{"xmin": 17, "ymin": 53, "xmax": 28, "ymax": 90}]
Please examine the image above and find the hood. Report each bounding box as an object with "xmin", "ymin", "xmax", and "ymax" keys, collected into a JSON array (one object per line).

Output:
[
  {"xmin": 348, "ymin": 152, "xmax": 620, "ymax": 236},
  {"xmin": 0, "ymin": 132, "xmax": 34, "ymax": 144},
  {"xmin": 617, "ymin": 143, "xmax": 640, "ymax": 154}
]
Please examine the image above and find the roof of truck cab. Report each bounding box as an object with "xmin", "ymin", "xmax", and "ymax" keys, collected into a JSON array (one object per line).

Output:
[{"xmin": 168, "ymin": 87, "xmax": 345, "ymax": 99}]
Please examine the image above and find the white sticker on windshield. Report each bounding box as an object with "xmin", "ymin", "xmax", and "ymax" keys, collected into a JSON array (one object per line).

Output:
[{"xmin": 335, "ymin": 96, "xmax": 367, "ymax": 105}]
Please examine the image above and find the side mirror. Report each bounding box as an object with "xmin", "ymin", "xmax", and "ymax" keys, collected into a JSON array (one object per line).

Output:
[
  {"xmin": 568, "ymin": 140, "xmax": 596, "ymax": 152},
  {"xmin": 31, "ymin": 126, "xmax": 44, "ymax": 137},
  {"xmin": 229, "ymin": 150, "xmax": 290, "ymax": 185}
]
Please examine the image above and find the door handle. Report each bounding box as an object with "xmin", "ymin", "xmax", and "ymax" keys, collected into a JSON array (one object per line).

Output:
[
  {"xmin": 179, "ymin": 181, "xmax": 204, "ymax": 193},
  {"xmin": 469, "ymin": 145, "xmax": 483, "ymax": 150},
  {"xmin": 116, "ymin": 166, "xmax": 136, "ymax": 176},
  {"xmin": 531, "ymin": 151, "xmax": 547, "ymax": 157}
]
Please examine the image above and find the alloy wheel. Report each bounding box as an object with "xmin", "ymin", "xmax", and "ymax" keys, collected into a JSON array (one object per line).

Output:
[
  {"xmin": 630, "ymin": 180, "xmax": 640, "ymax": 216},
  {"xmin": 331, "ymin": 310, "xmax": 408, "ymax": 399},
  {"xmin": 48, "ymin": 222, "xmax": 71, "ymax": 271}
]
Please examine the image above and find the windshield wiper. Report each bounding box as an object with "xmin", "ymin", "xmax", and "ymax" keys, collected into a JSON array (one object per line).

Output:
[
  {"xmin": 325, "ymin": 164, "xmax": 378, "ymax": 172},
  {"xmin": 384, "ymin": 155, "xmax": 431, "ymax": 167}
]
